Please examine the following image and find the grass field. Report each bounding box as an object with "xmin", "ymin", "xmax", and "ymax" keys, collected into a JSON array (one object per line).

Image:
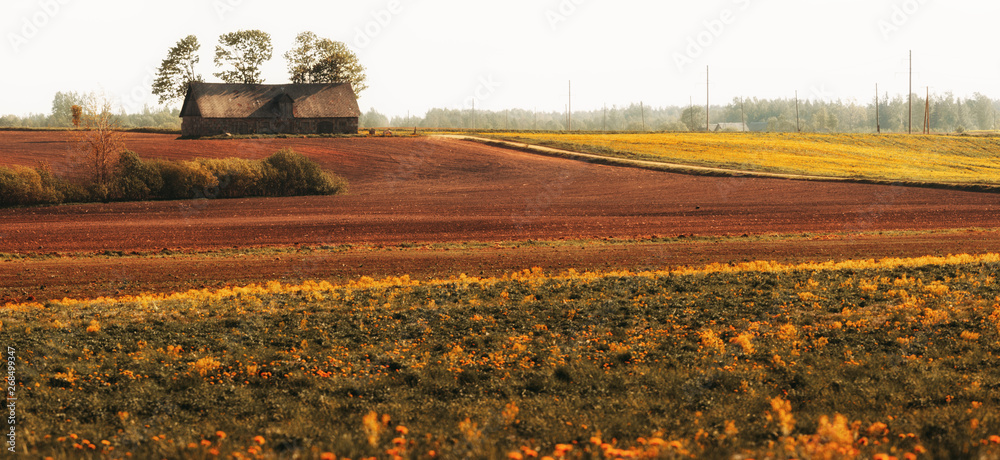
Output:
[
  {"xmin": 5, "ymin": 252, "xmax": 1000, "ymax": 459},
  {"xmin": 480, "ymin": 132, "xmax": 1000, "ymax": 186}
]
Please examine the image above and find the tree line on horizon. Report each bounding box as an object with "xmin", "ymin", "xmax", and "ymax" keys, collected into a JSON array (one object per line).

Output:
[
  {"xmin": 4, "ymin": 89, "xmax": 997, "ymax": 135},
  {"xmin": 0, "ymin": 91, "xmax": 180, "ymax": 130},
  {"xmin": 361, "ymin": 91, "xmax": 1000, "ymax": 134}
]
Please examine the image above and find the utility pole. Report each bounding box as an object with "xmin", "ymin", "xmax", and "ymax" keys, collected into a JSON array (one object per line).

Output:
[
  {"xmin": 706, "ymin": 66, "xmax": 710, "ymax": 132},
  {"xmin": 603, "ymin": 103, "xmax": 607, "ymax": 131},
  {"xmin": 740, "ymin": 96, "xmax": 746, "ymax": 132},
  {"xmin": 908, "ymin": 50, "xmax": 913, "ymax": 134},
  {"xmin": 924, "ymin": 86, "xmax": 930, "ymax": 134},
  {"xmin": 795, "ymin": 91, "xmax": 801, "ymax": 133},
  {"xmin": 472, "ymin": 99, "xmax": 475, "ymax": 131},
  {"xmin": 875, "ymin": 84, "xmax": 881, "ymax": 134},
  {"xmin": 640, "ymin": 101, "xmax": 646, "ymax": 131}
]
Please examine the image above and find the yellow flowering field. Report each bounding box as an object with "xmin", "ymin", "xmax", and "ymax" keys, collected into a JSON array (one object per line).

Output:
[
  {"xmin": 3, "ymin": 254, "xmax": 1000, "ymax": 458},
  {"xmin": 482, "ymin": 132, "xmax": 1000, "ymax": 186}
]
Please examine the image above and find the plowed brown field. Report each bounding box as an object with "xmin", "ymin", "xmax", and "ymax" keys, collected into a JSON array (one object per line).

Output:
[{"xmin": 2, "ymin": 130, "xmax": 999, "ymax": 301}]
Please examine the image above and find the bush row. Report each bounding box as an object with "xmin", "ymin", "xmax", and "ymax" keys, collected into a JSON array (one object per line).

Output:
[{"xmin": 0, "ymin": 149, "xmax": 347, "ymax": 207}]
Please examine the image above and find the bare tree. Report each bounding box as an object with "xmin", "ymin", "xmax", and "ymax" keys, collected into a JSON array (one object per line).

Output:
[{"xmin": 76, "ymin": 95, "xmax": 125, "ymax": 187}]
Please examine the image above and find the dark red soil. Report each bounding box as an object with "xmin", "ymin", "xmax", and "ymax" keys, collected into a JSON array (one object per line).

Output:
[
  {"xmin": 1, "ymin": 131, "xmax": 999, "ymax": 301},
  {"xmin": 2, "ymin": 131, "xmax": 999, "ymax": 253},
  {"xmin": 4, "ymin": 229, "xmax": 1000, "ymax": 303}
]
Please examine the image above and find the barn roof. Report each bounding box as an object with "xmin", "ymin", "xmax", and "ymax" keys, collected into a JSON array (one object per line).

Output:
[{"xmin": 180, "ymin": 82, "xmax": 361, "ymax": 119}]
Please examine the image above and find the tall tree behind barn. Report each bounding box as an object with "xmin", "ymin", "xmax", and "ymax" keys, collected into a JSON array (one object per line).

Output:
[{"xmin": 179, "ymin": 82, "xmax": 360, "ymax": 137}]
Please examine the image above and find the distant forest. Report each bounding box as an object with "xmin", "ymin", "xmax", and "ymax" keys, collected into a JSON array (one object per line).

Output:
[
  {"xmin": 4, "ymin": 90, "xmax": 999, "ymax": 134},
  {"xmin": 1, "ymin": 92, "xmax": 180, "ymax": 130},
  {"xmin": 363, "ymin": 92, "xmax": 1000, "ymax": 134}
]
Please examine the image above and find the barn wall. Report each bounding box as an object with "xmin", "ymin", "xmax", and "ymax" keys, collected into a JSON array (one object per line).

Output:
[{"xmin": 182, "ymin": 117, "xmax": 358, "ymax": 137}]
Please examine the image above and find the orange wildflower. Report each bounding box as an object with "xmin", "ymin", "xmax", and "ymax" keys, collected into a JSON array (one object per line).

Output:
[{"xmin": 554, "ymin": 443, "xmax": 573, "ymax": 453}]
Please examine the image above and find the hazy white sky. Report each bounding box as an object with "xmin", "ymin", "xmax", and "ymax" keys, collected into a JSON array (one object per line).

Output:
[{"xmin": 2, "ymin": 0, "xmax": 998, "ymax": 118}]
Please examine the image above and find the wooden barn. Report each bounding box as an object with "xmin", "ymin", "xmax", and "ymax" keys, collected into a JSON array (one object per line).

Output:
[{"xmin": 179, "ymin": 82, "xmax": 360, "ymax": 137}]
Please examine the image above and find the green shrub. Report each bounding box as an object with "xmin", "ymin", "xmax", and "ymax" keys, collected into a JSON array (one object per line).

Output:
[
  {"xmin": 151, "ymin": 160, "xmax": 219, "ymax": 200},
  {"xmin": 0, "ymin": 165, "xmax": 61, "ymax": 206},
  {"xmin": 54, "ymin": 180, "xmax": 91, "ymax": 204},
  {"xmin": 263, "ymin": 148, "xmax": 346, "ymax": 196},
  {"xmin": 197, "ymin": 158, "xmax": 267, "ymax": 198},
  {"xmin": 87, "ymin": 183, "xmax": 110, "ymax": 202},
  {"xmin": 33, "ymin": 162, "xmax": 66, "ymax": 204},
  {"xmin": 113, "ymin": 150, "xmax": 163, "ymax": 201}
]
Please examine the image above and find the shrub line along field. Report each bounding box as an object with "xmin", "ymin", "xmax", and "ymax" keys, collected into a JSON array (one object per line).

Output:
[
  {"xmin": 3, "ymin": 131, "xmax": 1000, "ymax": 458},
  {"xmin": 0, "ymin": 148, "xmax": 346, "ymax": 207}
]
